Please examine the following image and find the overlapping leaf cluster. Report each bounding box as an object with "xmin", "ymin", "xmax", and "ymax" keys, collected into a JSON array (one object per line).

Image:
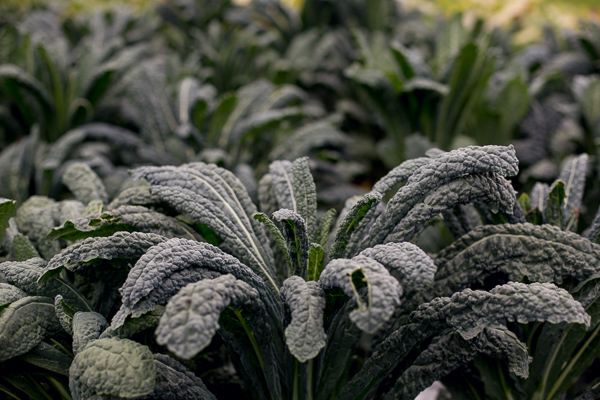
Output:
[
  {"xmin": 1, "ymin": 144, "xmax": 598, "ymax": 399},
  {"xmin": 1, "ymin": 0, "xmax": 600, "ymax": 398}
]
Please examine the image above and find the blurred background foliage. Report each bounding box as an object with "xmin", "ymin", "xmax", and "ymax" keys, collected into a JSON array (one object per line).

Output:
[
  {"xmin": 404, "ymin": 0, "xmax": 600, "ymax": 45},
  {"xmin": 2, "ymin": 0, "xmax": 599, "ymax": 42},
  {"xmin": 2, "ymin": 0, "xmax": 600, "ymax": 211}
]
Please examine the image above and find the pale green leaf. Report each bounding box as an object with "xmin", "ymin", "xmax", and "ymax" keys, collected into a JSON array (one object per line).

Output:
[
  {"xmin": 0, "ymin": 296, "xmax": 60, "ymax": 362},
  {"xmin": 69, "ymin": 338, "xmax": 155, "ymax": 399}
]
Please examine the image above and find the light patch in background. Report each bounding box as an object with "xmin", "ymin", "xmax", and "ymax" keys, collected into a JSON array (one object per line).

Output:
[{"xmin": 401, "ymin": 0, "xmax": 600, "ymax": 44}]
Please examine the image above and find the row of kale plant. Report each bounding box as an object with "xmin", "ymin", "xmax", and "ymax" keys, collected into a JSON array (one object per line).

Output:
[{"xmin": 1, "ymin": 144, "xmax": 600, "ymax": 399}]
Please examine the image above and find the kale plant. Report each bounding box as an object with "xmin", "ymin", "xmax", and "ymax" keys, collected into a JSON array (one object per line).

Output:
[{"xmin": 1, "ymin": 144, "xmax": 597, "ymax": 399}]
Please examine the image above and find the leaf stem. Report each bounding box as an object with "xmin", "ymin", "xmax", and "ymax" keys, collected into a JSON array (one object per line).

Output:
[
  {"xmin": 308, "ymin": 359, "xmax": 314, "ymax": 400},
  {"xmin": 49, "ymin": 338, "xmax": 74, "ymax": 359},
  {"xmin": 497, "ymin": 362, "xmax": 515, "ymax": 400},
  {"xmin": 47, "ymin": 377, "xmax": 72, "ymax": 400},
  {"xmin": 293, "ymin": 359, "xmax": 299, "ymax": 400},
  {"xmin": 466, "ymin": 380, "xmax": 482, "ymax": 400},
  {"xmin": 0, "ymin": 384, "xmax": 22, "ymax": 400},
  {"xmin": 233, "ymin": 309, "xmax": 264, "ymax": 369},
  {"xmin": 28, "ymin": 376, "xmax": 53, "ymax": 400},
  {"xmin": 536, "ymin": 324, "xmax": 571, "ymax": 399},
  {"xmin": 547, "ymin": 322, "xmax": 600, "ymax": 400}
]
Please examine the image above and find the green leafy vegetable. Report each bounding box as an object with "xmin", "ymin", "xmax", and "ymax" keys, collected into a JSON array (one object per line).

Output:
[
  {"xmin": 292, "ymin": 157, "xmax": 318, "ymax": 241},
  {"xmin": 273, "ymin": 209, "xmax": 310, "ymax": 278},
  {"xmin": 39, "ymin": 232, "xmax": 168, "ymax": 284},
  {"xmin": 71, "ymin": 311, "xmax": 109, "ymax": 355},
  {"xmin": 0, "ymin": 296, "xmax": 60, "ymax": 362},
  {"xmin": 155, "ymin": 274, "xmax": 260, "ymax": 359},
  {"xmin": 319, "ymin": 255, "xmax": 402, "ymax": 333},
  {"xmin": 359, "ymin": 242, "xmax": 436, "ymax": 291},
  {"xmin": 47, "ymin": 205, "xmax": 200, "ymax": 242},
  {"xmin": 280, "ymin": 275, "xmax": 326, "ymax": 362},
  {"xmin": 69, "ymin": 338, "xmax": 156, "ymax": 399},
  {"xmin": 61, "ymin": 162, "xmax": 109, "ymax": 205}
]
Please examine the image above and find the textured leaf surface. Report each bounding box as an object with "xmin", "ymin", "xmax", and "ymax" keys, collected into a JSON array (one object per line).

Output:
[
  {"xmin": 47, "ymin": 205, "xmax": 199, "ymax": 242},
  {"xmin": 546, "ymin": 180, "xmax": 566, "ymax": 228},
  {"xmin": 54, "ymin": 294, "xmax": 75, "ymax": 335},
  {"xmin": 0, "ymin": 257, "xmax": 48, "ymax": 294},
  {"xmin": 40, "ymin": 232, "xmax": 168, "ymax": 283},
  {"xmin": 330, "ymin": 193, "xmax": 382, "ymax": 259},
  {"xmin": 319, "ymin": 255, "xmax": 402, "ymax": 333},
  {"xmin": 69, "ymin": 338, "xmax": 155, "ymax": 399},
  {"xmin": 0, "ymin": 296, "xmax": 59, "ymax": 362},
  {"xmin": 371, "ymin": 157, "xmax": 431, "ymax": 195},
  {"xmin": 269, "ymin": 160, "xmax": 296, "ymax": 211},
  {"xmin": 559, "ymin": 154, "xmax": 588, "ymax": 225},
  {"xmin": 367, "ymin": 145, "xmax": 518, "ymax": 247},
  {"xmin": 391, "ymin": 327, "xmax": 531, "ymax": 400},
  {"xmin": 292, "ymin": 157, "xmax": 318, "ymax": 241},
  {"xmin": 0, "ymin": 257, "xmax": 91, "ymax": 311},
  {"xmin": 410, "ymin": 282, "xmax": 590, "ymax": 340},
  {"xmin": 106, "ymin": 184, "xmax": 162, "ymax": 210},
  {"xmin": 359, "ymin": 242, "xmax": 436, "ymax": 291},
  {"xmin": 146, "ymin": 185, "xmax": 279, "ymax": 292},
  {"xmin": 387, "ymin": 173, "xmax": 516, "ymax": 243},
  {"xmin": 62, "ymin": 163, "xmax": 109, "ymax": 205},
  {"xmin": 307, "ymin": 243, "xmax": 325, "ymax": 281},
  {"xmin": 115, "ymin": 238, "xmax": 279, "ymax": 328},
  {"xmin": 273, "ymin": 209, "xmax": 309, "ymax": 278},
  {"xmin": 12, "ymin": 234, "xmax": 40, "ymax": 261},
  {"xmin": 113, "ymin": 268, "xmax": 222, "ymax": 328},
  {"xmin": 316, "ymin": 208, "xmax": 337, "ymax": 249},
  {"xmin": 16, "ymin": 196, "xmax": 61, "ymax": 259},
  {"xmin": 530, "ymin": 182, "xmax": 550, "ymax": 214},
  {"xmin": 131, "ymin": 162, "xmax": 272, "ymax": 263},
  {"xmin": 257, "ymin": 173, "xmax": 277, "ymax": 217},
  {"xmin": 155, "ymin": 274, "xmax": 259, "ymax": 359},
  {"xmin": 342, "ymin": 282, "xmax": 587, "ymax": 400},
  {"xmin": 280, "ymin": 276, "xmax": 326, "ymax": 362},
  {"xmin": 72, "ymin": 311, "xmax": 109, "ymax": 355},
  {"xmin": 0, "ymin": 282, "xmax": 27, "ymax": 310},
  {"xmin": 100, "ymin": 306, "xmax": 165, "ymax": 340},
  {"xmin": 428, "ymin": 223, "xmax": 600, "ymax": 301},
  {"xmin": 145, "ymin": 353, "xmax": 217, "ymax": 400},
  {"xmin": 254, "ymin": 212, "xmax": 292, "ymax": 275}
]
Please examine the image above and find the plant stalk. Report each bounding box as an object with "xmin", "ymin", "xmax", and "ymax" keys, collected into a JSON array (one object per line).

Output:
[{"xmin": 547, "ymin": 322, "xmax": 600, "ymax": 400}]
